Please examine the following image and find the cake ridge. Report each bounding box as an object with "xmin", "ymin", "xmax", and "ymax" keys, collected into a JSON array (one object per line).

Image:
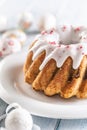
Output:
[{"xmin": 24, "ymin": 25, "xmax": 87, "ymax": 98}]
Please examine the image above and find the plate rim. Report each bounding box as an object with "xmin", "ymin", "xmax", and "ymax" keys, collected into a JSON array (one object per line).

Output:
[{"xmin": 0, "ymin": 52, "xmax": 87, "ymax": 119}]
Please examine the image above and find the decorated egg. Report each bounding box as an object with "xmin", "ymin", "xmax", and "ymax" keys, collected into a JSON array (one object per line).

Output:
[
  {"xmin": 2, "ymin": 30, "xmax": 27, "ymax": 46},
  {"xmin": 0, "ymin": 38, "xmax": 21, "ymax": 57}
]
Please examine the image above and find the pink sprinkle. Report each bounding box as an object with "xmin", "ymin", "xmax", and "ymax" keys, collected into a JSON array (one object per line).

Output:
[
  {"xmin": 3, "ymin": 48, "xmax": 6, "ymax": 51},
  {"xmin": 49, "ymin": 41, "xmax": 56, "ymax": 45},
  {"xmin": 74, "ymin": 27, "xmax": 80, "ymax": 32},
  {"xmin": 8, "ymin": 41, "xmax": 14, "ymax": 46},
  {"xmin": 82, "ymin": 52, "xmax": 85, "ymax": 55},
  {"xmin": 0, "ymin": 51, "xmax": 2, "ymax": 57},
  {"xmin": 66, "ymin": 45, "xmax": 70, "ymax": 48},
  {"xmin": 80, "ymin": 46, "xmax": 83, "ymax": 49},
  {"xmin": 62, "ymin": 26, "xmax": 67, "ymax": 31},
  {"xmin": 77, "ymin": 47, "xmax": 79, "ymax": 50},
  {"xmin": 50, "ymin": 30, "xmax": 54, "ymax": 34}
]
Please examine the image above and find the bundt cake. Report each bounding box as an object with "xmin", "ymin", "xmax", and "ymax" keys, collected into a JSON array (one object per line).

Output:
[{"xmin": 23, "ymin": 26, "xmax": 87, "ymax": 98}]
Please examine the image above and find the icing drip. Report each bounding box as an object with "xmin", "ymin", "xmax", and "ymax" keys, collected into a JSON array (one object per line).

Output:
[{"xmin": 29, "ymin": 26, "xmax": 87, "ymax": 70}]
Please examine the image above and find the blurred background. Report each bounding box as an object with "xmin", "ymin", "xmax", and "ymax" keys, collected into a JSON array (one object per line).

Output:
[
  {"xmin": 0, "ymin": 0, "xmax": 87, "ymax": 30},
  {"xmin": 0, "ymin": 0, "xmax": 87, "ymax": 57}
]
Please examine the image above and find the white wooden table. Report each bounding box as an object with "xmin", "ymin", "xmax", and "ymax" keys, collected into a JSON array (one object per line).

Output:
[
  {"xmin": 0, "ymin": 99, "xmax": 87, "ymax": 130},
  {"xmin": 0, "ymin": 33, "xmax": 87, "ymax": 130}
]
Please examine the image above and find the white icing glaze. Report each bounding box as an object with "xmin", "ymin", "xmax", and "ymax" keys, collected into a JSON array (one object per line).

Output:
[
  {"xmin": 29, "ymin": 26, "xmax": 87, "ymax": 70},
  {"xmin": 2, "ymin": 30, "xmax": 27, "ymax": 45}
]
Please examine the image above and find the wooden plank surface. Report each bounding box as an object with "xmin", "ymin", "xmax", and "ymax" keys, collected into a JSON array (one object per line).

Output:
[
  {"xmin": 57, "ymin": 119, "xmax": 87, "ymax": 130},
  {"xmin": 0, "ymin": 99, "xmax": 8, "ymax": 127},
  {"xmin": 0, "ymin": 99, "xmax": 87, "ymax": 130},
  {"xmin": 32, "ymin": 115, "xmax": 58, "ymax": 130}
]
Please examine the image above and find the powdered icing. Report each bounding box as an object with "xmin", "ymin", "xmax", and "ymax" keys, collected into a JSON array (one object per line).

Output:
[{"xmin": 29, "ymin": 26, "xmax": 87, "ymax": 70}]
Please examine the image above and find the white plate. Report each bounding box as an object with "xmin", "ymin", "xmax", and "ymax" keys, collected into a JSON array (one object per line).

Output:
[{"xmin": 0, "ymin": 52, "xmax": 87, "ymax": 119}]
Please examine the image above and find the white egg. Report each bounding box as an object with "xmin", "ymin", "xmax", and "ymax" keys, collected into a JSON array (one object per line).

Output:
[
  {"xmin": 18, "ymin": 12, "xmax": 33, "ymax": 30},
  {"xmin": 38, "ymin": 13, "xmax": 57, "ymax": 31},
  {"xmin": 5, "ymin": 108, "xmax": 33, "ymax": 130}
]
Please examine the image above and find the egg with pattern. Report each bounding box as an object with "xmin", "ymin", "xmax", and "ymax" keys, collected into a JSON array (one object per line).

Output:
[{"xmin": 0, "ymin": 38, "xmax": 21, "ymax": 57}]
